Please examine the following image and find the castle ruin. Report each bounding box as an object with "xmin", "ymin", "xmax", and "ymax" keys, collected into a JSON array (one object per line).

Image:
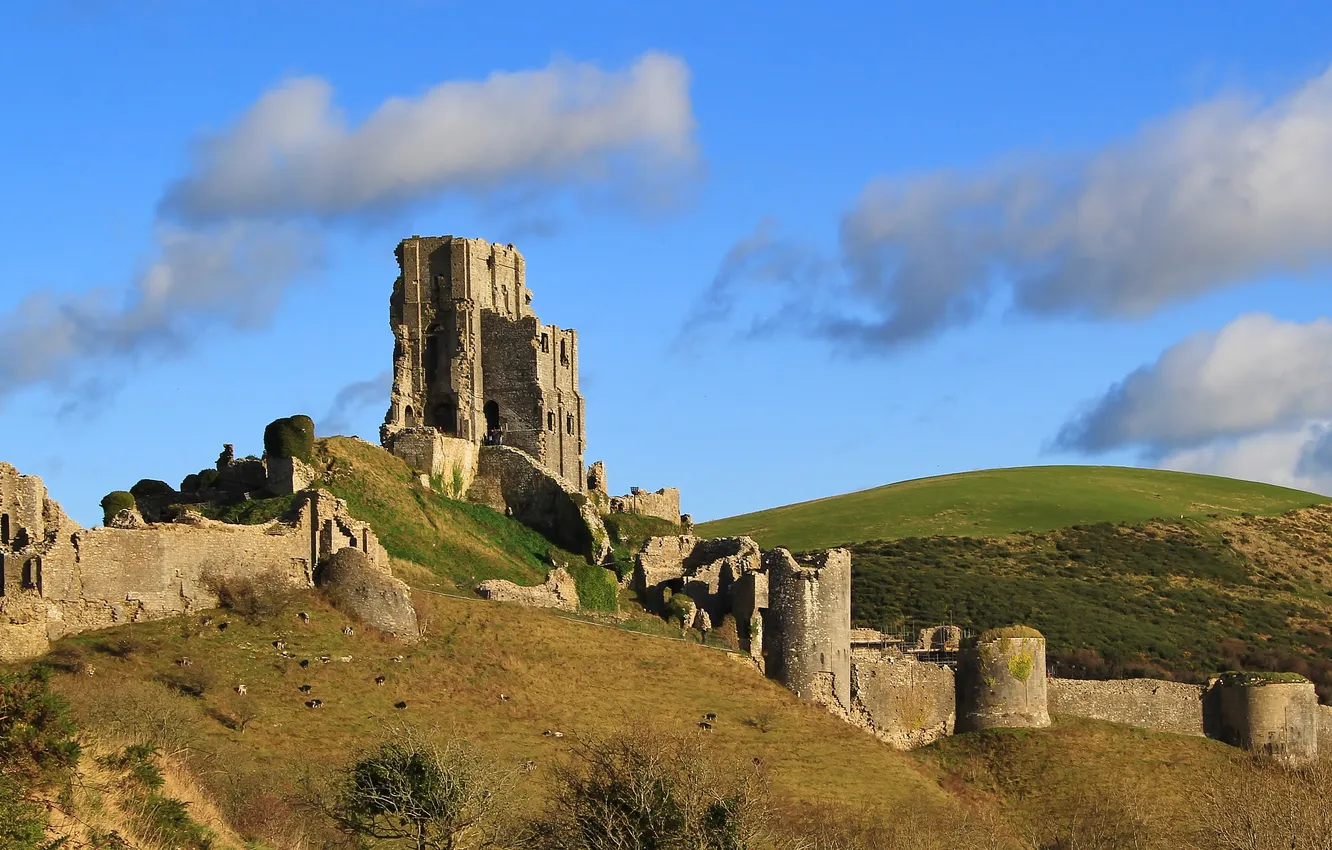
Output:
[{"xmin": 382, "ymin": 236, "xmax": 586, "ymax": 488}]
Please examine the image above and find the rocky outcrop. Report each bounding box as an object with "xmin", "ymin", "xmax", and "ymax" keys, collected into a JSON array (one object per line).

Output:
[
  {"xmin": 318, "ymin": 548, "xmax": 420, "ymax": 642},
  {"xmin": 475, "ymin": 567, "xmax": 579, "ymax": 611},
  {"xmin": 466, "ymin": 446, "xmax": 611, "ymax": 564}
]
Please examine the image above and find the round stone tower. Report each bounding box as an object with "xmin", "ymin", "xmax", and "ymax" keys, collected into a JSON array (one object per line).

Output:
[
  {"xmin": 763, "ymin": 548, "xmax": 852, "ymax": 710},
  {"xmin": 1215, "ymin": 672, "xmax": 1319, "ymax": 763},
  {"xmin": 956, "ymin": 626, "xmax": 1050, "ymax": 732}
]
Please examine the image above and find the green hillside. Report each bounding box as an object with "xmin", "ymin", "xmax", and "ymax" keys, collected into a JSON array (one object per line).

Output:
[{"xmin": 697, "ymin": 465, "xmax": 1328, "ymax": 551}]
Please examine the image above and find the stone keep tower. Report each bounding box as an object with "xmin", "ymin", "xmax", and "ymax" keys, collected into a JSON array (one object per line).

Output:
[{"xmin": 382, "ymin": 236, "xmax": 587, "ymax": 488}]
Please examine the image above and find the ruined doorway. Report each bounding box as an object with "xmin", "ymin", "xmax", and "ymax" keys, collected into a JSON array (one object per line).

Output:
[
  {"xmin": 433, "ymin": 398, "xmax": 458, "ymax": 435},
  {"xmin": 484, "ymin": 400, "xmax": 501, "ymax": 443}
]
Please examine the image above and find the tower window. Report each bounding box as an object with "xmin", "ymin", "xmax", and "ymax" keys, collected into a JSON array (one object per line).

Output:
[
  {"xmin": 541, "ymin": 333, "xmax": 549, "ymax": 353},
  {"xmin": 560, "ymin": 339, "xmax": 568, "ymax": 366},
  {"xmin": 1, "ymin": 514, "xmax": 9, "ymax": 546},
  {"xmin": 547, "ymin": 412, "xmax": 556, "ymax": 431},
  {"xmin": 566, "ymin": 414, "xmax": 575, "ymax": 435}
]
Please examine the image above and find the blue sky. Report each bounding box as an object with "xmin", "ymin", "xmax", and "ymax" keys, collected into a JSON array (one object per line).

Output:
[{"xmin": 4, "ymin": 0, "xmax": 1332, "ymax": 527}]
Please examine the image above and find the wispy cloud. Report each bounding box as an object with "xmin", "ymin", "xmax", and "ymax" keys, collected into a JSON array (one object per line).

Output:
[
  {"xmin": 161, "ymin": 53, "xmax": 697, "ymax": 222},
  {"xmin": 2, "ymin": 52, "xmax": 698, "ymax": 405},
  {"xmin": 697, "ymin": 65, "xmax": 1332, "ymax": 348},
  {"xmin": 321, "ymin": 371, "xmax": 391, "ymax": 437}
]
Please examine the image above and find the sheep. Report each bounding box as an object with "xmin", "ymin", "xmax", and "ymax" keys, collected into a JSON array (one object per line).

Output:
[
  {"xmin": 306, "ymin": 699, "xmax": 323, "ymax": 709},
  {"xmin": 235, "ymin": 684, "xmax": 247, "ymax": 695},
  {"xmin": 338, "ymin": 656, "xmax": 352, "ymax": 663},
  {"xmin": 298, "ymin": 684, "xmax": 312, "ymax": 694},
  {"xmin": 394, "ymin": 701, "xmax": 407, "ymax": 709},
  {"xmin": 298, "ymin": 612, "xmax": 310, "ymax": 624},
  {"xmin": 374, "ymin": 676, "xmax": 386, "ymax": 685},
  {"xmin": 342, "ymin": 626, "xmax": 354, "ymax": 636},
  {"xmin": 178, "ymin": 657, "xmax": 193, "ymax": 667},
  {"xmin": 704, "ymin": 712, "xmax": 717, "ymax": 722},
  {"xmin": 697, "ymin": 722, "xmax": 713, "ymax": 732}
]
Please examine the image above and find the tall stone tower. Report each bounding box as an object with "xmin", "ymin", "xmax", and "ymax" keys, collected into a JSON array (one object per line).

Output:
[{"xmin": 382, "ymin": 236, "xmax": 586, "ymax": 488}]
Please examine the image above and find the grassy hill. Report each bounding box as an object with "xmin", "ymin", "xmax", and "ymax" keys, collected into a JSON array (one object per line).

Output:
[
  {"xmin": 697, "ymin": 465, "xmax": 1327, "ymax": 551},
  {"xmin": 12, "ymin": 590, "xmax": 1294, "ymax": 850}
]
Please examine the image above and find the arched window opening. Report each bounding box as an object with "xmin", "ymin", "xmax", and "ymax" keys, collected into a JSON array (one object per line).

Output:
[
  {"xmin": 566, "ymin": 414, "xmax": 575, "ymax": 435},
  {"xmin": 547, "ymin": 412, "xmax": 556, "ymax": 431},
  {"xmin": 404, "ymin": 406, "xmax": 417, "ymax": 427},
  {"xmin": 541, "ymin": 333, "xmax": 549, "ymax": 353},
  {"xmin": 560, "ymin": 339, "xmax": 569, "ymax": 366},
  {"xmin": 22, "ymin": 557, "xmax": 39, "ymax": 591}
]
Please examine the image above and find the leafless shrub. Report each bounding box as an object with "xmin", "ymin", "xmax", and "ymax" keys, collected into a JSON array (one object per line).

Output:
[{"xmin": 1190, "ymin": 756, "xmax": 1332, "ymax": 850}]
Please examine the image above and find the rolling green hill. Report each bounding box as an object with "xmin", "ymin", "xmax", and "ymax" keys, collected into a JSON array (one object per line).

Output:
[{"xmin": 697, "ymin": 465, "xmax": 1328, "ymax": 551}]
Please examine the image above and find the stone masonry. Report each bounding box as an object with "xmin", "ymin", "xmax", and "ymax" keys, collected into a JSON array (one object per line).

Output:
[
  {"xmin": 0, "ymin": 462, "xmax": 412, "ymax": 661},
  {"xmin": 382, "ymin": 236, "xmax": 585, "ymax": 488}
]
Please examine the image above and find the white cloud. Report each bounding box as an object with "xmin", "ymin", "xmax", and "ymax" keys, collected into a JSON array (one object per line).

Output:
[
  {"xmin": 699, "ymin": 65, "xmax": 1332, "ymax": 347},
  {"xmin": 162, "ymin": 52, "xmax": 697, "ymax": 221},
  {"xmin": 1056, "ymin": 313, "xmax": 1332, "ymax": 452},
  {"xmin": 4, "ymin": 52, "xmax": 698, "ymax": 403},
  {"xmin": 1160, "ymin": 424, "xmax": 1332, "ymax": 496},
  {"xmin": 0, "ymin": 224, "xmax": 320, "ymax": 393}
]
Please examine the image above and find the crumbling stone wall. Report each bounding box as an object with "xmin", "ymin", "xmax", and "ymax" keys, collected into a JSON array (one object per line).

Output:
[
  {"xmin": 609, "ymin": 487, "xmax": 681, "ymax": 524},
  {"xmin": 848, "ymin": 659, "xmax": 956, "ymax": 749},
  {"xmin": 476, "ymin": 567, "xmax": 579, "ymax": 611},
  {"xmin": 632, "ymin": 535, "xmax": 762, "ymax": 621},
  {"xmin": 466, "ymin": 446, "xmax": 610, "ymax": 563},
  {"xmin": 0, "ymin": 462, "xmax": 400, "ymax": 662},
  {"xmin": 1048, "ymin": 677, "xmax": 1205, "ymax": 736},
  {"xmin": 388, "ymin": 429, "xmax": 479, "ymax": 497},
  {"xmin": 382, "ymin": 235, "xmax": 585, "ymax": 489},
  {"xmin": 319, "ymin": 547, "xmax": 419, "ymax": 641}
]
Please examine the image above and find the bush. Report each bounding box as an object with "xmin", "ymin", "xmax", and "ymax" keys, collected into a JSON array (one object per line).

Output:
[
  {"xmin": 322, "ymin": 727, "xmax": 516, "ymax": 850},
  {"xmin": 130, "ymin": 479, "xmax": 175, "ymax": 499},
  {"xmin": 196, "ymin": 468, "xmax": 220, "ymax": 490},
  {"xmin": 179, "ymin": 473, "xmax": 201, "ymax": 493},
  {"xmin": 264, "ymin": 415, "xmax": 316, "ymax": 463},
  {"xmin": 0, "ymin": 668, "xmax": 80, "ymax": 850},
  {"xmin": 528, "ymin": 728, "xmax": 768, "ymax": 850},
  {"xmin": 159, "ymin": 666, "xmax": 215, "ymax": 698},
  {"xmin": 202, "ymin": 568, "xmax": 298, "ymax": 624},
  {"xmin": 100, "ymin": 490, "xmax": 136, "ymax": 524},
  {"xmin": 665, "ymin": 592, "xmax": 695, "ymax": 627},
  {"xmin": 569, "ymin": 562, "xmax": 619, "ymax": 613}
]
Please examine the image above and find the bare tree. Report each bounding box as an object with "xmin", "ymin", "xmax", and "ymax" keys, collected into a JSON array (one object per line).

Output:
[
  {"xmin": 526, "ymin": 726, "xmax": 770, "ymax": 850},
  {"xmin": 321, "ymin": 726, "xmax": 518, "ymax": 850}
]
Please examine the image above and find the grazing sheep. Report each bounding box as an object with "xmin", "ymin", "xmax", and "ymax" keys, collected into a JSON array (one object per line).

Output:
[
  {"xmin": 374, "ymin": 676, "xmax": 385, "ymax": 685},
  {"xmin": 394, "ymin": 701, "xmax": 407, "ymax": 709},
  {"xmin": 273, "ymin": 639, "xmax": 286, "ymax": 651},
  {"xmin": 235, "ymin": 684, "xmax": 247, "ymax": 695},
  {"xmin": 178, "ymin": 657, "xmax": 193, "ymax": 667},
  {"xmin": 552, "ymin": 731, "xmax": 564, "ymax": 738},
  {"xmin": 299, "ymin": 684, "xmax": 312, "ymax": 694},
  {"xmin": 217, "ymin": 622, "xmax": 229, "ymax": 631},
  {"xmin": 704, "ymin": 713, "xmax": 717, "ymax": 722},
  {"xmin": 82, "ymin": 664, "xmax": 96, "ymax": 677},
  {"xmin": 499, "ymin": 693, "xmax": 510, "ymax": 702},
  {"xmin": 342, "ymin": 626, "xmax": 354, "ymax": 635},
  {"xmin": 390, "ymin": 655, "xmax": 404, "ymax": 663},
  {"xmin": 299, "ymin": 659, "xmax": 310, "ymax": 668},
  {"xmin": 521, "ymin": 760, "xmax": 536, "ymax": 772},
  {"xmin": 319, "ymin": 656, "xmax": 331, "ymax": 664},
  {"xmin": 307, "ymin": 699, "xmax": 323, "ymax": 709},
  {"xmin": 298, "ymin": 612, "xmax": 310, "ymax": 624},
  {"xmin": 338, "ymin": 656, "xmax": 352, "ymax": 663},
  {"xmin": 698, "ymin": 722, "xmax": 713, "ymax": 732}
]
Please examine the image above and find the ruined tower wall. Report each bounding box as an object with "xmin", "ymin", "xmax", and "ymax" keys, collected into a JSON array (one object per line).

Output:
[
  {"xmin": 956, "ymin": 633, "xmax": 1050, "ymax": 731},
  {"xmin": 1217, "ymin": 680, "xmax": 1319, "ymax": 763},
  {"xmin": 764, "ymin": 548, "xmax": 852, "ymax": 710},
  {"xmin": 384, "ymin": 235, "xmax": 585, "ymax": 489}
]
